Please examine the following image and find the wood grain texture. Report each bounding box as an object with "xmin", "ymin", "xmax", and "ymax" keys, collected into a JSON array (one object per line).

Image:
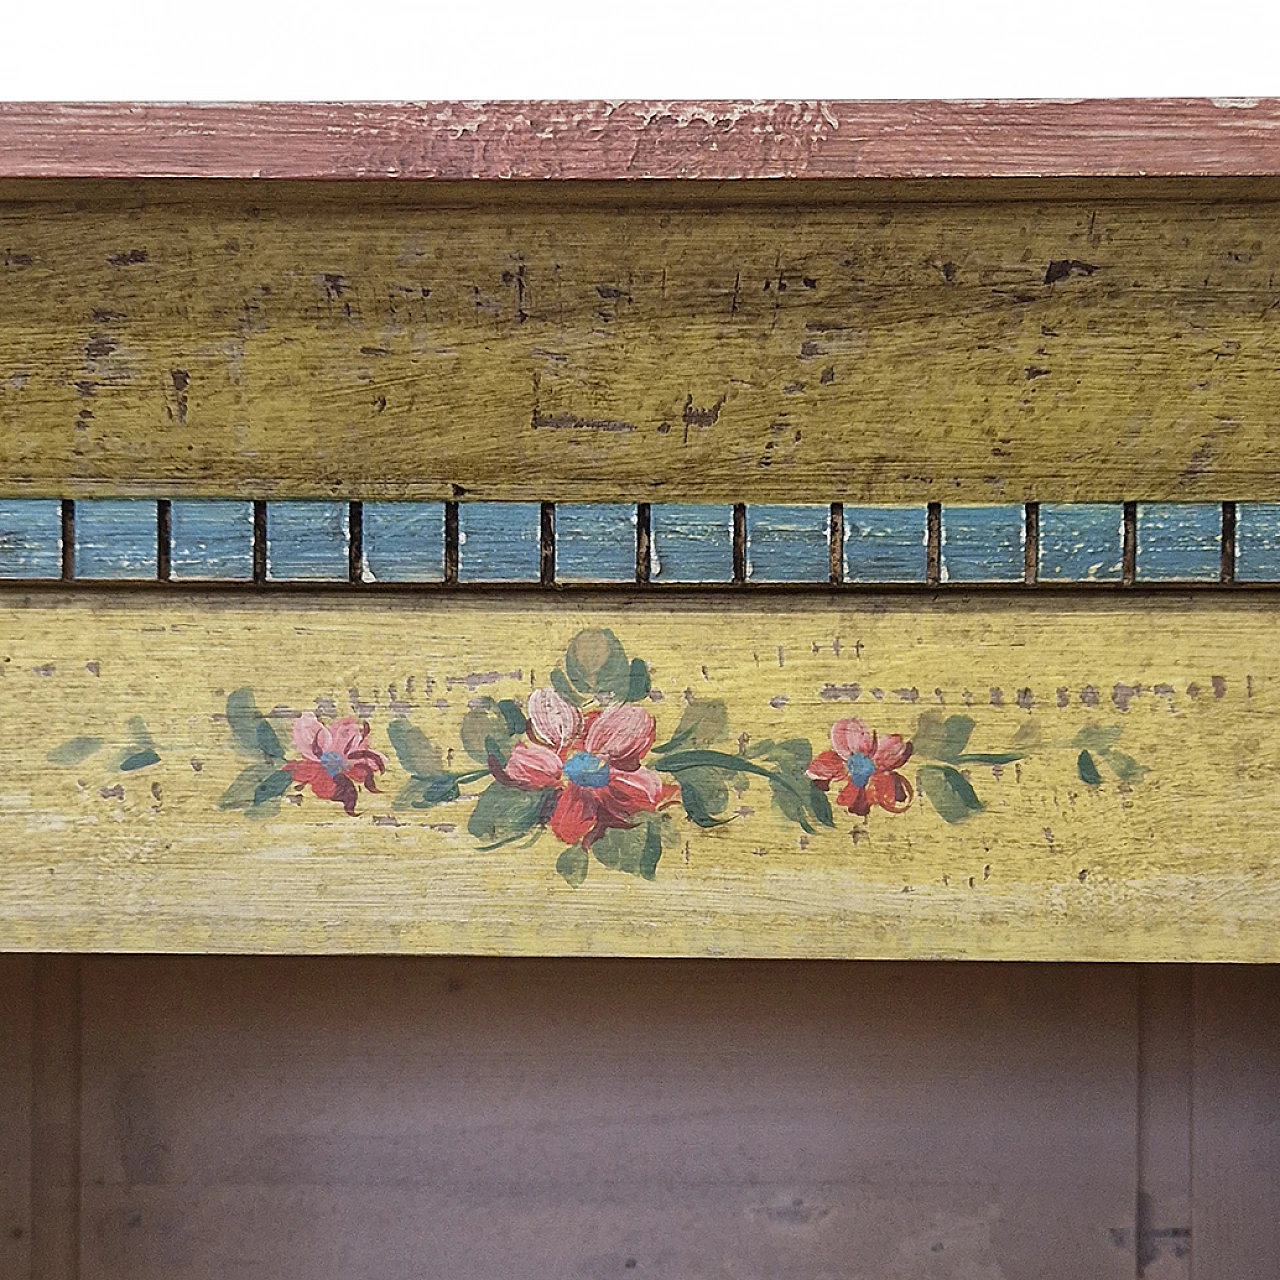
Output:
[
  {"xmin": 1136, "ymin": 504, "xmax": 1222, "ymax": 583},
  {"xmin": 4, "ymin": 183, "xmax": 1280, "ymax": 501},
  {"xmin": 0, "ymin": 956, "xmax": 33, "ymax": 1279},
  {"xmin": 1233, "ymin": 503, "xmax": 1280, "ymax": 581},
  {"xmin": 1192, "ymin": 967, "xmax": 1280, "ymax": 1279},
  {"xmin": 362, "ymin": 501, "xmax": 445, "ymax": 583},
  {"xmin": 649, "ymin": 505, "xmax": 734, "ymax": 582},
  {"xmin": 74, "ymin": 500, "xmax": 157, "ymax": 580},
  {"xmin": 745, "ymin": 505, "xmax": 831, "ymax": 583},
  {"xmin": 266, "ymin": 501, "xmax": 349, "ymax": 582},
  {"xmin": 941, "ymin": 506, "xmax": 1025, "ymax": 583},
  {"xmin": 554, "ymin": 504, "xmax": 636, "ymax": 583},
  {"xmin": 0, "ymin": 500, "xmax": 61, "ymax": 578},
  {"xmin": 0, "ymin": 589, "xmax": 1277, "ymax": 960},
  {"xmin": 1040, "ymin": 503, "xmax": 1124, "ymax": 582},
  {"xmin": 12, "ymin": 957, "xmax": 1280, "ymax": 1276},
  {"xmin": 457, "ymin": 503, "xmax": 542, "ymax": 582},
  {"xmin": 842, "ymin": 508, "xmax": 927, "ymax": 583},
  {"xmin": 73, "ymin": 957, "xmax": 1138, "ymax": 1280},
  {"xmin": 169, "ymin": 500, "xmax": 254, "ymax": 581},
  {"xmin": 4, "ymin": 101, "xmax": 1280, "ymax": 179},
  {"xmin": 30, "ymin": 956, "xmax": 82, "ymax": 1280}
]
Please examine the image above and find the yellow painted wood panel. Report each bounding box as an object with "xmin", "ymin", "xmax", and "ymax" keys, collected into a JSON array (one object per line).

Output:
[
  {"xmin": 0, "ymin": 589, "xmax": 1276, "ymax": 959},
  {"xmin": 3, "ymin": 181, "xmax": 1280, "ymax": 501}
]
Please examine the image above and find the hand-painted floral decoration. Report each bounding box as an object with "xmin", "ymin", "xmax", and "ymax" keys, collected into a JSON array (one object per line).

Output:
[
  {"xmin": 284, "ymin": 713, "xmax": 388, "ymax": 816},
  {"xmin": 807, "ymin": 717, "xmax": 914, "ymax": 815},
  {"xmin": 497, "ymin": 690, "xmax": 679, "ymax": 849},
  {"xmin": 52, "ymin": 629, "xmax": 1149, "ymax": 888}
]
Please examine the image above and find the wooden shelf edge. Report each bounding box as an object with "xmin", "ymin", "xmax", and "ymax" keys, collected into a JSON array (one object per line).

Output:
[{"xmin": 3, "ymin": 99, "xmax": 1280, "ymax": 180}]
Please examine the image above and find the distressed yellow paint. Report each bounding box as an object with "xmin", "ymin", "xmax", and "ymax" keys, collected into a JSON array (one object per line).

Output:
[
  {"xmin": 2, "ymin": 181, "xmax": 1280, "ymax": 501},
  {"xmin": 0, "ymin": 589, "xmax": 1276, "ymax": 960}
]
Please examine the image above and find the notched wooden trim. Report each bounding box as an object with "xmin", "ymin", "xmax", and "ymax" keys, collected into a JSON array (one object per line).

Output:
[{"xmin": 1221, "ymin": 502, "xmax": 1237, "ymax": 584}]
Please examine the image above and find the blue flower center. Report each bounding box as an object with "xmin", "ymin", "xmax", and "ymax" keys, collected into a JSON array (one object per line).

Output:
[
  {"xmin": 562, "ymin": 751, "xmax": 611, "ymax": 789},
  {"xmin": 319, "ymin": 750, "xmax": 345, "ymax": 778},
  {"xmin": 846, "ymin": 751, "xmax": 877, "ymax": 787}
]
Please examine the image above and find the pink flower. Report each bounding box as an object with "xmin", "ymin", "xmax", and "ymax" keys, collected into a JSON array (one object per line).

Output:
[
  {"xmin": 498, "ymin": 689, "xmax": 677, "ymax": 848},
  {"xmin": 284, "ymin": 713, "xmax": 388, "ymax": 815},
  {"xmin": 807, "ymin": 717, "xmax": 913, "ymax": 816}
]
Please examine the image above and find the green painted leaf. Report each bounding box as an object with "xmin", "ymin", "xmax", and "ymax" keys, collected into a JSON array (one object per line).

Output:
[
  {"xmin": 809, "ymin": 783, "xmax": 834, "ymax": 828},
  {"xmin": 953, "ymin": 751, "xmax": 1024, "ymax": 766},
  {"xmin": 1105, "ymin": 750, "xmax": 1149, "ymax": 785},
  {"xmin": 653, "ymin": 812, "xmax": 682, "ymax": 849},
  {"xmin": 46, "ymin": 736, "xmax": 105, "ymax": 766},
  {"xmin": 225, "ymin": 688, "xmax": 283, "ymax": 758},
  {"xmin": 1012, "ymin": 718, "xmax": 1042, "ymax": 748},
  {"xmin": 564, "ymin": 628, "xmax": 630, "ymax": 698},
  {"xmin": 591, "ymin": 819, "xmax": 663, "ymax": 880},
  {"xmin": 119, "ymin": 748, "xmax": 161, "ymax": 772},
  {"xmin": 658, "ymin": 749, "xmax": 774, "ymax": 780},
  {"xmin": 219, "ymin": 761, "xmax": 281, "ymax": 811},
  {"xmin": 556, "ymin": 844, "xmax": 589, "ymax": 887},
  {"xmin": 625, "ymin": 658, "xmax": 652, "ymax": 703},
  {"xmin": 125, "ymin": 716, "xmax": 156, "ymax": 749},
  {"xmin": 393, "ymin": 775, "xmax": 454, "ymax": 810},
  {"xmin": 460, "ymin": 698, "xmax": 519, "ymax": 765},
  {"xmin": 467, "ymin": 782, "xmax": 550, "ymax": 844},
  {"xmin": 1077, "ymin": 749, "xmax": 1103, "ymax": 787},
  {"xmin": 766, "ymin": 775, "xmax": 816, "ymax": 833},
  {"xmin": 752, "ymin": 739, "xmax": 831, "ymax": 832},
  {"xmin": 252, "ymin": 769, "xmax": 292, "ymax": 806},
  {"xmin": 1074, "ymin": 725, "xmax": 1124, "ymax": 753},
  {"xmin": 655, "ymin": 699, "xmax": 730, "ymax": 753},
  {"xmin": 638, "ymin": 822, "xmax": 664, "ymax": 880},
  {"xmin": 913, "ymin": 712, "xmax": 975, "ymax": 763},
  {"xmin": 550, "ymin": 667, "xmax": 586, "ymax": 707},
  {"xmin": 674, "ymin": 766, "xmax": 732, "ymax": 827},
  {"xmin": 918, "ymin": 764, "xmax": 985, "ymax": 823},
  {"xmin": 386, "ymin": 718, "xmax": 444, "ymax": 777},
  {"xmin": 496, "ymin": 699, "xmax": 528, "ymax": 736},
  {"xmin": 408, "ymin": 775, "xmax": 464, "ymax": 808},
  {"xmin": 750, "ymin": 737, "xmax": 813, "ymax": 773},
  {"xmin": 256, "ymin": 719, "xmax": 285, "ymax": 758}
]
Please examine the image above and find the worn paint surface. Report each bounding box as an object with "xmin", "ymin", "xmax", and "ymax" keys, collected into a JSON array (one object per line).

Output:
[
  {"xmin": 363, "ymin": 501, "xmax": 445, "ymax": 583},
  {"xmin": 170, "ymin": 499, "xmax": 253, "ymax": 581},
  {"xmin": 1040, "ymin": 503, "xmax": 1124, "ymax": 581},
  {"xmin": 843, "ymin": 508, "xmax": 927, "ymax": 582},
  {"xmin": 0, "ymin": 590, "xmax": 1276, "ymax": 959},
  {"xmin": 5, "ymin": 100, "xmax": 1280, "ymax": 180},
  {"xmin": 4, "ymin": 184, "xmax": 1280, "ymax": 501},
  {"xmin": 266, "ymin": 501, "xmax": 348, "ymax": 581},
  {"xmin": 1236, "ymin": 503, "xmax": 1280, "ymax": 581},
  {"xmin": 1137, "ymin": 504, "xmax": 1222, "ymax": 582},
  {"xmin": 649, "ymin": 505, "xmax": 734, "ymax": 582},
  {"xmin": 457, "ymin": 503, "xmax": 541, "ymax": 582},
  {"xmin": 0, "ymin": 499, "xmax": 60, "ymax": 578},
  {"xmin": 941, "ymin": 506, "xmax": 1024, "ymax": 583},
  {"xmin": 74, "ymin": 499, "xmax": 156, "ymax": 579},
  {"xmin": 0, "ymin": 499, "xmax": 1251, "ymax": 584},
  {"xmin": 746, "ymin": 505, "xmax": 830, "ymax": 583},
  {"xmin": 554, "ymin": 504, "xmax": 635, "ymax": 582}
]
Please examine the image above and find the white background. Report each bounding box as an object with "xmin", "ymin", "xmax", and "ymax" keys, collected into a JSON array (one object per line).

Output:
[{"xmin": 1, "ymin": 0, "xmax": 1277, "ymax": 100}]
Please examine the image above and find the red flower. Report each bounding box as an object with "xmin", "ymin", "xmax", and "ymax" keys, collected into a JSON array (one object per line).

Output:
[
  {"xmin": 499, "ymin": 688, "xmax": 678, "ymax": 848},
  {"xmin": 807, "ymin": 717, "xmax": 913, "ymax": 816},
  {"xmin": 285, "ymin": 712, "xmax": 388, "ymax": 815}
]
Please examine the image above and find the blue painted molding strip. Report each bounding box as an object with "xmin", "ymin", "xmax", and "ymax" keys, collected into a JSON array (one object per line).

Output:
[{"xmin": 0, "ymin": 500, "xmax": 1258, "ymax": 585}]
